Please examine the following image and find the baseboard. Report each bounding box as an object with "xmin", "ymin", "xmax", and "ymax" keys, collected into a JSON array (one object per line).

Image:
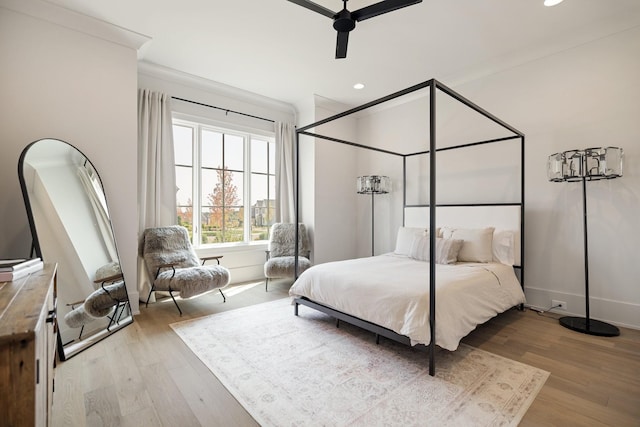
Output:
[
  {"xmin": 525, "ymin": 286, "xmax": 639, "ymax": 330},
  {"xmin": 227, "ymin": 265, "xmax": 265, "ymax": 285},
  {"xmin": 128, "ymin": 291, "xmax": 140, "ymax": 315}
]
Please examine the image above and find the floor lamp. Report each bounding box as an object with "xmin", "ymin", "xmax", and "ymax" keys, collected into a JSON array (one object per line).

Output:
[
  {"xmin": 357, "ymin": 175, "xmax": 391, "ymax": 256},
  {"xmin": 547, "ymin": 147, "xmax": 623, "ymax": 337}
]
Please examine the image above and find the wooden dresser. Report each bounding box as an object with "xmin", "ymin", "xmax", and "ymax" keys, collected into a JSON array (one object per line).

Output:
[{"xmin": 0, "ymin": 264, "xmax": 57, "ymax": 427}]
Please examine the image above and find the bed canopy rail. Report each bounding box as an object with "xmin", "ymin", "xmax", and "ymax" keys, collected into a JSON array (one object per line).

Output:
[{"xmin": 293, "ymin": 78, "xmax": 524, "ymax": 376}]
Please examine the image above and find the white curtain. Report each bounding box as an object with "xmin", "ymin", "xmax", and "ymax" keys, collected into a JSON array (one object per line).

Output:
[
  {"xmin": 137, "ymin": 89, "xmax": 177, "ymax": 302},
  {"xmin": 275, "ymin": 122, "xmax": 296, "ymax": 223}
]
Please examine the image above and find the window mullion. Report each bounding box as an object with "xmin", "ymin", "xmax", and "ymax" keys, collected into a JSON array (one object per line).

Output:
[
  {"xmin": 194, "ymin": 124, "xmax": 202, "ymax": 246},
  {"xmin": 221, "ymin": 133, "xmax": 226, "ymax": 243},
  {"xmin": 266, "ymin": 141, "xmax": 271, "ymax": 227},
  {"xmin": 245, "ymin": 134, "xmax": 251, "ymax": 243}
]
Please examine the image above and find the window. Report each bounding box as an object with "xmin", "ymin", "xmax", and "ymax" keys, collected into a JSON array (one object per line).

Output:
[{"xmin": 173, "ymin": 118, "xmax": 276, "ymax": 247}]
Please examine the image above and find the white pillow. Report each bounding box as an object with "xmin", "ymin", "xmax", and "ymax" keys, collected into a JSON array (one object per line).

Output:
[
  {"xmin": 409, "ymin": 235, "xmax": 463, "ymax": 264},
  {"xmin": 394, "ymin": 227, "xmax": 426, "ymax": 256},
  {"xmin": 493, "ymin": 230, "xmax": 515, "ymax": 265},
  {"xmin": 441, "ymin": 227, "xmax": 495, "ymax": 263}
]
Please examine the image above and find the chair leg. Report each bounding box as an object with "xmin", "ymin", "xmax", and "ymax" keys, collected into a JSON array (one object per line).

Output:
[
  {"xmin": 107, "ymin": 302, "xmax": 127, "ymax": 331},
  {"xmin": 219, "ymin": 288, "xmax": 226, "ymax": 303},
  {"xmin": 265, "ymin": 278, "xmax": 269, "ymax": 292},
  {"xmin": 116, "ymin": 301, "xmax": 130, "ymax": 322},
  {"xmin": 145, "ymin": 284, "xmax": 156, "ymax": 308},
  {"xmin": 123, "ymin": 301, "xmax": 131, "ymax": 319},
  {"xmin": 106, "ymin": 308, "xmax": 116, "ymax": 331},
  {"xmin": 168, "ymin": 290, "xmax": 183, "ymax": 316}
]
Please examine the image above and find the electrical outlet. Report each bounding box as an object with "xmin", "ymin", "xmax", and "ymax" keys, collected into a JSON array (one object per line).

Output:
[{"xmin": 552, "ymin": 300, "xmax": 567, "ymax": 310}]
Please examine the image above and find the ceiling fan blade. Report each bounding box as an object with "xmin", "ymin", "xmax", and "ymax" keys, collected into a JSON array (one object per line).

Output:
[
  {"xmin": 352, "ymin": 0, "xmax": 422, "ymax": 21},
  {"xmin": 287, "ymin": 0, "xmax": 336, "ymax": 19},
  {"xmin": 335, "ymin": 31, "xmax": 349, "ymax": 59}
]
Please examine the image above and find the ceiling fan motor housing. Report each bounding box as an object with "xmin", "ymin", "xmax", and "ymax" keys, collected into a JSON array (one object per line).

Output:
[{"xmin": 333, "ymin": 10, "xmax": 356, "ymax": 32}]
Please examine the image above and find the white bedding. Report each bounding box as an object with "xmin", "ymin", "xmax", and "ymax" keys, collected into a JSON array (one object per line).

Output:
[{"xmin": 289, "ymin": 253, "xmax": 526, "ymax": 351}]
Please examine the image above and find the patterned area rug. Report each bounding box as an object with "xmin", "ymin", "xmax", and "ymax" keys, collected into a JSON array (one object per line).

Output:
[{"xmin": 170, "ymin": 298, "xmax": 548, "ymax": 427}]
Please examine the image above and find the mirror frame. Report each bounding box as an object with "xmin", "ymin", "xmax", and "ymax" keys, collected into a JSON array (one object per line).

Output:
[{"xmin": 18, "ymin": 138, "xmax": 133, "ymax": 360}]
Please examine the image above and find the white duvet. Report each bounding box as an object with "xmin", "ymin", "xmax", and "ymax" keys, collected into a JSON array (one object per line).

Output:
[{"xmin": 289, "ymin": 253, "xmax": 526, "ymax": 351}]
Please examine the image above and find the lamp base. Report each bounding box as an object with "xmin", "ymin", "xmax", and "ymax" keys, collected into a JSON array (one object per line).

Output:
[{"xmin": 559, "ymin": 316, "xmax": 620, "ymax": 337}]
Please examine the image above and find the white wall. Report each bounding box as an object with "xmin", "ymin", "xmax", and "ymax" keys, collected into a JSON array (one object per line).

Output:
[
  {"xmin": 295, "ymin": 96, "xmax": 360, "ymax": 264},
  {"xmin": 138, "ymin": 63, "xmax": 296, "ymax": 284},
  {"xmin": 451, "ymin": 26, "xmax": 640, "ymax": 329},
  {"xmin": 456, "ymin": 28, "xmax": 640, "ymax": 328},
  {"xmin": 0, "ymin": 2, "xmax": 142, "ymax": 310},
  {"xmin": 353, "ymin": 151, "xmax": 404, "ymax": 258},
  {"xmin": 314, "ymin": 99, "xmax": 360, "ymax": 264},
  {"xmin": 349, "ymin": 27, "xmax": 640, "ymax": 329},
  {"xmin": 294, "ymin": 97, "xmax": 317, "ymax": 260}
]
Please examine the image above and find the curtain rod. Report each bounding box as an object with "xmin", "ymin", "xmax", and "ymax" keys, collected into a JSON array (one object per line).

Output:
[{"xmin": 171, "ymin": 96, "xmax": 275, "ymax": 124}]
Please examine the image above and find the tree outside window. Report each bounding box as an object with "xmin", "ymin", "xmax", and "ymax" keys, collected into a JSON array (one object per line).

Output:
[{"xmin": 203, "ymin": 167, "xmax": 242, "ymax": 243}]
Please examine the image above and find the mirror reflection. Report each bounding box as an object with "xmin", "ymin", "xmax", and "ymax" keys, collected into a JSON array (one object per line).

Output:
[{"xmin": 19, "ymin": 138, "xmax": 132, "ymax": 360}]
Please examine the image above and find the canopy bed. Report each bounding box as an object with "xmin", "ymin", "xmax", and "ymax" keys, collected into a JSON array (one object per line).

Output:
[{"xmin": 289, "ymin": 79, "xmax": 525, "ymax": 376}]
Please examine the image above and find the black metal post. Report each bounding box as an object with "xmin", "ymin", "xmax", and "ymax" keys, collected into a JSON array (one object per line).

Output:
[
  {"xmin": 294, "ymin": 131, "xmax": 300, "ymax": 279},
  {"xmin": 520, "ymin": 136, "xmax": 525, "ymax": 290},
  {"xmin": 371, "ymin": 193, "xmax": 375, "ymax": 256},
  {"xmin": 428, "ymin": 80, "xmax": 437, "ymax": 376},
  {"xmin": 583, "ymin": 177, "xmax": 590, "ymax": 328},
  {"xmin": 558, "ymin": 176, "xmax": 619, "ymax": 336}
]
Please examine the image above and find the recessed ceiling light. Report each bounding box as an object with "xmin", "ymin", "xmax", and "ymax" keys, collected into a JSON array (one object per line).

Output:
[
  {"xmin": 544, "ymin": 0, "xmax": 564, "ymax": 6},
  {"xmin": 353, "ymin": 83, "xmax": 365, "ymax": 90}
]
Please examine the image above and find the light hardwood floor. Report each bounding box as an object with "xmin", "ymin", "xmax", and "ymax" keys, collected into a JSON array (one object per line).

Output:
[{"xmin": 52, "ymin": 280, "xmax": 640, "ymax": 427}]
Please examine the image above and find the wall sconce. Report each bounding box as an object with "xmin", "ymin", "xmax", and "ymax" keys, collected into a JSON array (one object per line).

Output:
[{"xmin": 547, "ymin": 147, "xmax": 623, "ymax": 337}]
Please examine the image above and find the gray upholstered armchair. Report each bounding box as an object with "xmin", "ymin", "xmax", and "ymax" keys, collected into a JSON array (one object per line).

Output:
[
  {"xmin": 140, "ymin": 225, "xmax": 230, "ymax": 315},
  {"xmin": 264, "ymin": 223, "xmax": 312, "ymax": 291}
]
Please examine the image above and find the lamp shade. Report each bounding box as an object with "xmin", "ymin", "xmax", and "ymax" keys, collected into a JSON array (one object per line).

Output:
[
  {"xmin": 547, "ymin": 147, "xmax": 623, "ymax": 182},
  {"xmin": 357, "ymin": 175, "xmax": 391, "ymax": 194}
]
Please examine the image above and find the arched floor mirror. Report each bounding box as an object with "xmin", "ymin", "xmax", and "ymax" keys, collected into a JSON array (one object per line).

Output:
[{"xmin": 19, "ymin": 138, "xmax": 133, "ymax": 360}]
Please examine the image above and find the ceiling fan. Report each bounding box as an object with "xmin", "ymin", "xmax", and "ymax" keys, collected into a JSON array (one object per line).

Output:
[{"xmin": 288, "ymin": 0, "xmax": 423, "ymax": 59}]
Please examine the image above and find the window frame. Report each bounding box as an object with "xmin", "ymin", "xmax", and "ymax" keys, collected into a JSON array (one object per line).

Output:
[{"xmin": 173, "ymin": 114, "xmax": 276, "ymax": 249}]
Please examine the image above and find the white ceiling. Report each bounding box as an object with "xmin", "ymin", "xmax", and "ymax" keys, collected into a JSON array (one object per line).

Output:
[{"xmin": 45, "ymin": 0, "xmax": 640, "ymax": 107}]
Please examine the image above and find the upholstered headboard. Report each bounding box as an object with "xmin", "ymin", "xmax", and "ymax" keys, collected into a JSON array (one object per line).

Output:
[{"xmin": 404, "ymin": 205, "xmax": 522, "ymax": 267}]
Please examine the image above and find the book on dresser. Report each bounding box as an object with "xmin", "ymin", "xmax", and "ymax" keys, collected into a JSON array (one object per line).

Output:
[
  {"xmin": 0, "ymin": 257, "xmax": 42, "ymax": 271},
  {"xmin": 0, "ymin": 258, "xmax": 44, "ymax": 282}
]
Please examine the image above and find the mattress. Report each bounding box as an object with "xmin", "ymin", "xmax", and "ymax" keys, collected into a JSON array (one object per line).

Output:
[{"xmin": 289, "ymin": 253, "xmax": 526, "ymax": 351}]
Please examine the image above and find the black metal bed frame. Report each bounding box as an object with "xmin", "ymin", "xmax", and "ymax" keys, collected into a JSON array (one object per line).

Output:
[{"xmin": 292, "ymin": 79, "xmax": 525, "ymax": 376}]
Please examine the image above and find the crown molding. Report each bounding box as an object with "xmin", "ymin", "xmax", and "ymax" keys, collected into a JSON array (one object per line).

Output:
[
  {"xmin": 138, "ymin": 61, "xmax": 296, "ymax": 116},
  {"xmin": 313, "ymin": 94, "xmax": 350, "ymax": 114},
  {"xmin": 1, "ymin": 0, "xmax": 150, "ymax": 54}
]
